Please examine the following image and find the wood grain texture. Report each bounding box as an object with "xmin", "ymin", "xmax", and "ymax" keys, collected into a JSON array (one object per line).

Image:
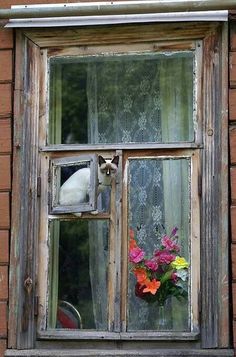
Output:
[
  {"xmin": 0, "ymin": 28, "xmax": 13, "ymax": 49},
  {"xmin": 3, "ymin": 348, "xmax": 234, "ymax": 356},
  {"xmin": 230, "ymin": 51, "xmax": 236, "ymax": 88},
  {"xmin": 0, "ymin": 302, "xmax": 7, "ymax": 337},
  {"xmin": 229, "ymin": 89, "xmax": 236, "ymax": 121},
  {"xmin": 0, "ymin": 119, "xmax": 11, "ymax": 153},
  {"xmin": 9, "ymin": 34, "xmax": 40, "ymax": 349},
  {"xmin": 0, "ymin": 266, "xmax": 8, "ymax": 300},
  {"xmin": 0, "ymin": 230, "xmax": 9, "ymax": 263},
  {"xmin": 0, "ymin": 155, "xmax": 11, "ymax": 191},
  {"xmin": 231, "ymin": 167, "xmax": 236, "ymax": 203},
  {"xmin": 24, "ymin": 22, "xmax": 218, "ymax": 48},
  {"xmin": 232, "ymin": 244, "xmax": 236, "ymax": 280},
  {"xmin": 0, "ymin": 50, "xmax": 12, "ymax": 81},
  {"xmin": 0, "ymin": 83, "xmax": 12, "ymax": 116},
  {"xmin": 0, "ymin": 192, "xmax": 9, "ymax": 229},
  {"xmin": 231, "ymin": 206, "xmax": 236, "ymax": 243},
  {"xmin": 230, "ymin": 21, "xmax": 236, "ymax": 51}
]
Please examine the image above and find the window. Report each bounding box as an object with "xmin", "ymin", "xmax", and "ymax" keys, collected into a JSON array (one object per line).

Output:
[
  {"xmin": 42, "ymin": 44, "xmax": 200, "ymax": 337},
  {"xmin": 9, "ymin": 22, "xmax": 229, "ymax": 354}
]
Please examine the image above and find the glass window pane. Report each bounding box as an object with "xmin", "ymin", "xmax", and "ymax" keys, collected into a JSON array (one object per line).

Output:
[
  {"xmin": 127, "ymin": 158, "xmax": 190, "ymax": 331},
  {"xmin": 49, "ymin": 52, "xmax": 194, "ymax": 145},
  {"xmin": 51, "ymin": 156, "xmax": 97, "ymax": 214},
  {"xmin": 48, "ymin": 220, "xmax": 109, "ymax": 330}
]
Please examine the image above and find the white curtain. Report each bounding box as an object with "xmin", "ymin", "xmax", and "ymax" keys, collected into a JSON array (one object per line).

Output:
[{"xmin": 86, "ymin": 54, "xmax": 193, "ymax": 331}]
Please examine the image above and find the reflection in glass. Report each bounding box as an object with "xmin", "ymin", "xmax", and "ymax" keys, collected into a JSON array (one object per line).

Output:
[
  {"xmin": 48, "ymin": 220, "xmax": 109, "ymax": 330},
  {"xmin": 127, "ymin": 158, "xmax": 190, "ymax": 331},
  {"xmin": 49, "ymin": 52, "xmax": 194, "ymax": 144}
]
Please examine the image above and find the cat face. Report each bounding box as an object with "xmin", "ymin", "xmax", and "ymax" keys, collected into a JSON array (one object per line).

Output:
[{"xmin": 98, "ymin": 155, "xmax": 119, "ymax": 178}]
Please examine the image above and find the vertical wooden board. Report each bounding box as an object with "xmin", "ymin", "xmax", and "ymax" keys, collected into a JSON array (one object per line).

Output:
[
  {"xmin": 0, "ymin": 28, "xmax": 13, "ymax": 49},
  {"xmin": 0, "ymin": 119, "xmax": 11, "ymax": 153},
  {"xmin": 0, "ymin": 50, "xmax": 12, "ymax": 81},
  {"xmin": 0, "ymin": 155, "xmax": 11, "ymax": 191},
  {"xmin": 230, "ymin": 52, "xmax": 236, "ymax": 87},
  {"xmin": 9, "ymin": 34, "xmax": 40, "ymax": 349},
  {"xmin": 232, "ymin": 243, "xmax": 236, "ymax": 280},
  {"xmin": 0, "ymin": 193, "xmax": 9, "ymax": 229},
  {"xmin": 0, "ymin": 230, "xmax": 9, "ymax": 263},
  {"xmin": 0, "ymin": 83, "xmax": 12, "ymax": 115},
  {"xmin": 218, "ymin": 22, "xmax": 229, "ymax": 348},
  {"xmin": 231, "ymin": 167, "xmax": 236, "ymax": 203},
  {"xmin": 229, "ymin": 89, "xmax": 236, "ymax": 121},
  {"xmin": 8, "ymin": 31, "xmax": 24, "ymax": 350}
]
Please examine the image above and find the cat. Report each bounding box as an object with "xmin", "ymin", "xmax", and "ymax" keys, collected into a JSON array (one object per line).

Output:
[{"xmin": 59, "ymin": 155, "xmax": 119, "ymax": 216}]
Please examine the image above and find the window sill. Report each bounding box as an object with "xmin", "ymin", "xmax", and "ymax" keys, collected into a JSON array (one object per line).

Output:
[
  {"xmin": 38, "ymin": 330, "xmax": 200, "ymax": 341},
  {"xmin": 4, "ymin": 348, "xmax": 234, "ymax": 357}
]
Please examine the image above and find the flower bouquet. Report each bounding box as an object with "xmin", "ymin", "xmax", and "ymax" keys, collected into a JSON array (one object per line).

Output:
[{"xmin": 129, "ymin": 227, "xmax": 189, "ymax": 307}]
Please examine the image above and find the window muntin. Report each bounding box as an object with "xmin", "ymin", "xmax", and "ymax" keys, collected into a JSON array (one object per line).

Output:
[{"xmin": 49, "ymin": 51, "xmax": 195, "ymax": 145}]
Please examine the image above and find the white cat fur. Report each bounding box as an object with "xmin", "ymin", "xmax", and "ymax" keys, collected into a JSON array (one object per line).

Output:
[{"xmin": 59, "ymin": 155, "xmax": 119, "ymax": 216}]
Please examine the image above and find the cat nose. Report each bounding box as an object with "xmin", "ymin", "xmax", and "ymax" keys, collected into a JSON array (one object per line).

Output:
[{"xmin": 106, "ymin": 170, "xmax": 110, "ymax": 176}]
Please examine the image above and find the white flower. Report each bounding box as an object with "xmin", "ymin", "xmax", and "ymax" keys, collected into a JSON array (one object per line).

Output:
[{"xmin": 176, "ymin": 269, "xmax": 188, "ymax": 281}]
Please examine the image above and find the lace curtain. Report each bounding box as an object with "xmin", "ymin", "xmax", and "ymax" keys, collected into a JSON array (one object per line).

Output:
[{"xmin": 87, "ymin": 54, "xmax": 192, "ymax": 330}]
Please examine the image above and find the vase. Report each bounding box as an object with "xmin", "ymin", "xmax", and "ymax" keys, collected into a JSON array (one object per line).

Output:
[{"xmin": 155, "ymin": 303, "xmax": 169, "ymax": 330}]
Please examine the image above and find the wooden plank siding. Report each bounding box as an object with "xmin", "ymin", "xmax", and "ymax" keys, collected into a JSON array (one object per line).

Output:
[
  {"xmin": 229, "ymin": 19, "xmax": 236, "ymax": 353},
  {"xmin": 0, "ymin": 4, "xmax": 233, "ymax": 357},
  {"xmin": 0, "ymin": 15, "xmax": 13, "ymax": 357}
]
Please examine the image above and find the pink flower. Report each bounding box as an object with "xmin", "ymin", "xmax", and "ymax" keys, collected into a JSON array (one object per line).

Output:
[
  {"xmin": 154, "ymin": 249, "xmax": 175, "ymax": 264},
  {"xmin": 171, "ymin": 272, "xmax": 178, "ymax": 283},
  {"xmin": 129, "ymin": 247, "xmax": 145, "ymax": 263},
  {"xmin": 161, "ymin": 235, "xmax": 180, "ymax": 252},
  {"xmin": 145, "ymin": 258, "xmax": 158, "ymax": 271}
]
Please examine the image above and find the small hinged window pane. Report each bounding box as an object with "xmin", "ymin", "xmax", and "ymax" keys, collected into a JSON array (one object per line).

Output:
[{"xmin": 50, "ymin": 154, "xmax": 98, "ymax": 214}]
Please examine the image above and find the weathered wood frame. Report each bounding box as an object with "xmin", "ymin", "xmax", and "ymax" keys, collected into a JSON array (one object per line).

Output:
[
  {"xmin": 8, "ymin": 22, "xmax": 229, "ymax": 354},
  {"xmin": 50, "ymin": 154, "xmax": 98, "ymax": 214}
]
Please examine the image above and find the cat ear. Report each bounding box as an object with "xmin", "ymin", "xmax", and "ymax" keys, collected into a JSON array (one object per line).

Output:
[
  {"xmin": 98, "ymin": 155, "xmax": 106, "ymax": 166},
  {"xmin": 111, "ymin": 155, "xmax": 119, "ymax": 167}
]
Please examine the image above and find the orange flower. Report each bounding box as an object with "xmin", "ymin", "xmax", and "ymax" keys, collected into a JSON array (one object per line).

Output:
[
  {"xmin": 129, "ymin": 228, "xmax": 135, "ymax": 240},
  {"xmin": 143, "ymin": 279, "xmax": 161, "ymax": 295},
  {"xmin": 133, "ymin": 267, "xmax": 148, "ymax": 285},
  {"xmin": 129, "ymin": 236, "xmax": 137, "ymax": 251}
]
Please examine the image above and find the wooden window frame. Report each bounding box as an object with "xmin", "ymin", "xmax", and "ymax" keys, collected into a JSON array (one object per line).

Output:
[
  {"xmin": 50, "ymin": 154, "xmax": 98, "ymax": 214},
  {"xmin": 8, "ymin": 22, "xmax": 230, "ymax": 355}
]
